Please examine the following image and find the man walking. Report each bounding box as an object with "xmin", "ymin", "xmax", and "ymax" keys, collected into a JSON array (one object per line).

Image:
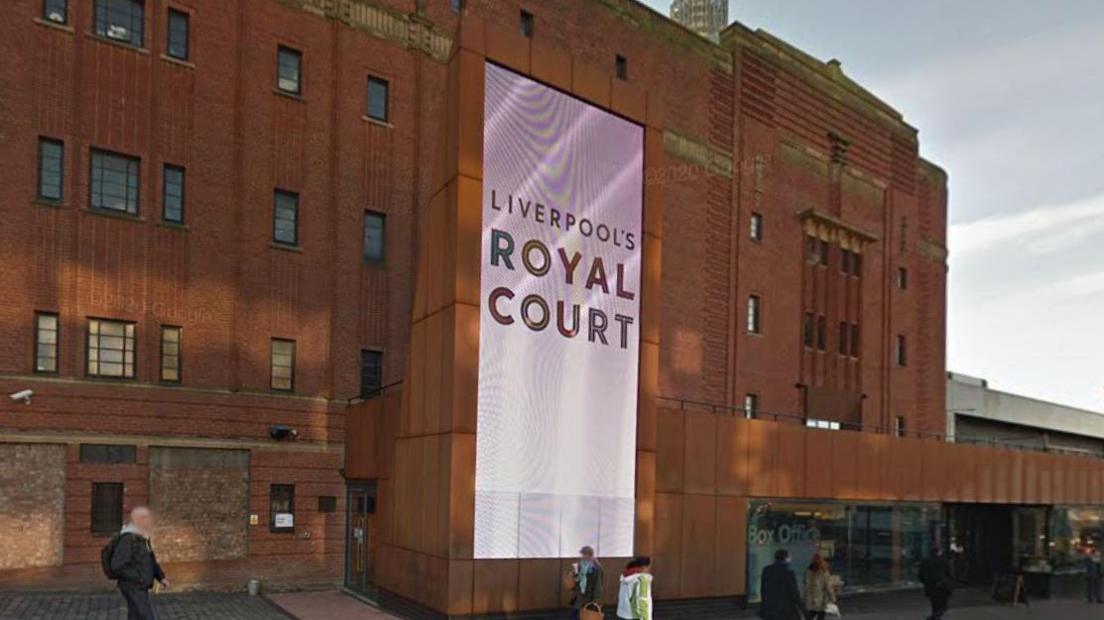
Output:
[
  {"xmin": 918, "ymin": 547, "xmax": 954, "ymax": 620},
  {"xmin": 759, "ymin": 549, "xmax": 804, "ymax": 620},
  {"xmin": 108, "ymin": 506, "xmax": 170, "ymax": 619}
]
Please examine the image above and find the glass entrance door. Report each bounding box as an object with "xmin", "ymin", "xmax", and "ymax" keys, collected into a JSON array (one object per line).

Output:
[{"xmin": 345, "ymin": 482, "xmax": 377, "ymax": 596}]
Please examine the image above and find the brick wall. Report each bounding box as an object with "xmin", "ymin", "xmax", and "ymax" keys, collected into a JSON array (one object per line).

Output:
[{"xmin": 0, "ymin": 444, "xmax": 66, "ymax": 571}]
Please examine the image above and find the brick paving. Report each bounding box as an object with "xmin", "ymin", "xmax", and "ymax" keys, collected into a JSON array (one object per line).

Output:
[{"xmin": 0, "ymin": 591, "xmax": 291, "ymax": 620}]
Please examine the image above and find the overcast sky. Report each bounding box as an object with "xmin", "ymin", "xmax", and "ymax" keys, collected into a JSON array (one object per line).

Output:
[{"xmin": 642, "ymin": 0, "xmax": 1104, "ymax": 412}]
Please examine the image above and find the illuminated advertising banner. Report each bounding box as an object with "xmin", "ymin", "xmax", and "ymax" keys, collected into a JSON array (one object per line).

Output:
[{"xmin": 476, "ymin": 62, "xmax": 644, "ymax": 559}]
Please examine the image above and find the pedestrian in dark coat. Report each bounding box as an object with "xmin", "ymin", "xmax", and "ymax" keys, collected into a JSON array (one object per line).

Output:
[
  {"xmin": 1083, "ymin": 546, "xmax": 1103, "ymax": 603},
  {"xmin": 570, "ymin": 545, "xmax": 604, "ymax": 618},
  {"xmin": 111, "ymin": 507, "xmax": 170, "ymax": 620},
  {"xmin": 759, "ymin": 549, "xmax": 804, "ymax": 620},
  {"xmin": 918, "ymin": 547, "xmax": 954, "ymax": 620}
]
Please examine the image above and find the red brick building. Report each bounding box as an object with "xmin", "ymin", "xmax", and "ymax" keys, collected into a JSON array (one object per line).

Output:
[{"xmin": 0, "ymin": 0, "xmax": 946, "ymax": 597}]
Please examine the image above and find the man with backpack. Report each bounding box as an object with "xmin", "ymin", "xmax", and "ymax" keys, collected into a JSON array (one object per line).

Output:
[{"xmin": 102, "ymin": 506, "xmax": 170, "ymax": 619}]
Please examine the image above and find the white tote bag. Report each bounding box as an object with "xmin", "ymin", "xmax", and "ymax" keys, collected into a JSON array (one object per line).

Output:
[{"xmin": 825, "ymin": 602, "xmax": 841, "ymax": 617}]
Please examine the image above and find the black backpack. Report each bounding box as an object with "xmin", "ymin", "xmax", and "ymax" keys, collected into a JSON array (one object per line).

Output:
[{"xmin": 100, "ymin": 533, "xmax": 124, "ymax": 579}]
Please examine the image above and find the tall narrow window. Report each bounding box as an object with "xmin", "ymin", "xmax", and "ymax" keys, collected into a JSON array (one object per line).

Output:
[
  {"xmin": 270, "ymin": 339, "xmax": 295, "ymax": 391},
  {"xmin": 749, "ymin": 212, "xmax": 763, "ymax": 241},
  {"xmin": 367, "ymin": 76, "xmax": 389, "ymax": 122},
  {"xmin": 87, "ymin": 319, "xmax": 136, "ymax": 378},
  {"xmin": 276, "ymin": 46, "xmax": 302, "ymax": 95},
  {"xmin": 806, "ymin": 236, "xmax": 827, "ymax": 265},
  {"xmin": 895, "ymin": 334, "xmax": 907, "ymax": 366},
  {"xmin": 160, "ymin": 326, "xmax": 181, "ymax": 383},
  {"xmin": 898, "ymin": 267, "xmax": 908, "ymax": 290},
  {"xmin": 816, "ymin": 315, "xmax": 827, "ymax": 351},
  {"xmin": 803, "ymin": 312, "xmax": 814, "ymax": 348},
  {"xmin": 743, "ymin": 393, "xmax": 758, "ymax": 419},
  {"xmin": 94, "ymin": 0, "xmax": 145, "ymax": 47},
  {"xmin": 519, "ymin": 9, "xmax": 534, "ymax": 38},
  {"xmin": 91, "ymin": 482, "xmax": 124, "ymax": 536},
  {"xmin": 38, "ymin": 139, "xmax": 64, "ymax": 201},
  {"xmin": 746, "ymin": 295, "xmax": 761, "ymax": 334},
  {"xmin": 615, "ymin": 55, "xmax": 628, "ymax": 80},
  {"xmin": 162, "ymin": 164, "xmax": 184, "ymax": 223},
  {"xmin": 273, "ymin": 190, "xmax": 298, "ymax": 245},
  {"xmin": 895, "ymin": 416, "xmax": 906, "ymax": 437},
  {"xmin": 852, "ymin": 252, "xmax": 862, "ymax": 277},
  {"xmin": 841, "ymin": 249, "xmax": 852, "ymax": 275},
  {"xmin": 269, "ymin": 484, "xmax": 295, "ymax": 533},
  {"xmin": 35, "ymin": 313, "xmax": 59, "ymax": 373},
  {"xmin": 850, "ymin": 323, "xmax": 860, "ymax": 358},
  {"xmin": 363, "ymin": 211, "xmax": 385, "ymax": 263},
  {"xmin": 43, "ymin": 0, "xmax": 68, "ymax": 24},
  {"xmin": 166, "ymin": 8, "xmax": 189, "ymax": 61},
  {"xmin": 90, "ymin": 149, "xmax": 140, "ymax": 215},
  {"xmin": 838, "ymin": 321, "xmax": 848, "ymax": 356},
  {"xmin": 359, "ymin": 350, "xmax": 383, "ymax": 398}
]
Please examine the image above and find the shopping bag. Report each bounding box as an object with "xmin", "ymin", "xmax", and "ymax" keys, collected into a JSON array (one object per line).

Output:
[
  {"xmin": 580, "ymin": 602, "xmax": 604, "ymax": 620},
  {"xmin": 825, "ymin": 602, "xmax": 841, "ymax": 617}
]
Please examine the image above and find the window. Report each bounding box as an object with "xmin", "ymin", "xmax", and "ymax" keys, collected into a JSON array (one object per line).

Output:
[
  {"xmin": 895, "ymin": 334, "xmax": 907, "ymax": 366},
  {"xmin": 895, "ymin": 416, "xmax": 906, "ymax": 438},
  {"xmin": 160, "ymin": 326, "xmax": 181, "ymax": 383},
  {"xmin": 746, "ymin": 295, "xmax": 761, "ymax": 334},
  {"xmin": 80, "ymin": 444, "xmax": 137, "ymax": 464},
  {"xmin": 91, "ymin": 482, "xmax": 124, "ymax": 536},
  {"xmin": 850, "ymin": 323, "xmax": 860, "ymax": 358},
  {"xmin": 450, "ymin": 0, "xmax": 463, "ymax": 12},
  {"xmin": 367, "ymin": 76, "xmax": 389, "ymax": 122},
  {"xmin": 359, "ymin": 349, "xmax": 383, "ymax": 398},
  {"xmin": 43, "ymin": 0, "xmax": 68, "ymax": 24},
  {"xmin": 162, "ymin": 165, "xmax": 184, "ymax": 223},
  {"xmin": 806, "ymin": 236, "xmax": 827, "ymax": 265},
  {"xmin": 166, "ymin": 8, "xmax": 189, "ymax": 61},
  {"xmin": 273, "ymin": 190, "xmax": 298, "ymax": 245},
  {"xmin": 806, "ymin": 419, "xmax": 841, "ymax": 431},
  {"xmin": 269, "ymin": 484, "xmax": 295, "ymax": 532},
  {"xmin": 276, "ymin": 45, "xmax": 302, "ymax": 94},
  {"xmin": 318, "ymin": 496, "xmax": 337, "ymax": 513},
  {"xmin": 803, "ymin": 312, "xmax": 814, "ymax": 348},
  {"xmin": 270, "ymin": 339, "xmax": 295, "ymax": 391},
  {"xmin": 363, "ymin": 211, "xmax": 385, "ymax": 263},
  {"xmin": 615, "ymin": 55, "xmax": 628, "ymax": 80},
  {"xmin": 816, "ymin": 315, "xmax": 827, "ymax": 351},
  {"xmin": 897, "ymin": 267, "xmax": 908, "ymax": 290},
  {"xmin": 35, "ymin": 313, "xmax": 59, "ymax": 373},
  {"xmin": 38, "ymin": 138, "xmax": 64, "ymax": 201},
  {"xmin": 87, "ymin": 319, "xmax": 136, "ymax": 378},
  {"xmin": 94, "ymin": 0, "xmax": 144, "ymax": 47},
  {"xmin": 838, "ymin": 321, "xmax": 848, "ymax": 356},
  {"xmin": 749, "ymin": 212, "xmax": 763, "ymax": 241},
  {"xmin": 841, "ymin": 249, "xmax": 852, "ymax": 275},
  {"xmin": 743, "ymin": 393, "xmax": 758, "ymax": 419},
  {"xmin": 90, "ymin": 149, "xmax": 140, "ymax": 215},
  {"xmin": 519, "ymin": 10, "xmax": 534, "ymax": 38}
]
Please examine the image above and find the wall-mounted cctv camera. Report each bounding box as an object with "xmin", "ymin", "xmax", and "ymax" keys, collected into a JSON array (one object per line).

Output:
[
  {"xmin": 9, "ymin": 389, "xmax": 34, "ymax": 404},
  {"xmin": 269, "ymin": 425, "xmax": 299, "ymax": 441}
]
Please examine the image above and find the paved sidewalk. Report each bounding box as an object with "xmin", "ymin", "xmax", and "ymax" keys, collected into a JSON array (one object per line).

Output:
[
  {"xmin": 0, "ymin": 591, "xmax": 288, "ymax": 620},
  {"xmin": 268, "ymin": 590, "xmax": 400, "ymax": 619}
]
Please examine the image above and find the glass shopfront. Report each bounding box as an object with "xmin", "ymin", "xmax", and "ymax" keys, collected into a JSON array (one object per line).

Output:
[
  {"xmin": 1049, "ymin": 506, "xmax": 1104, "ymax": 574},
  {"xmin": 747, "ymin": 500, "xmax": 943, "ymax": 602}
]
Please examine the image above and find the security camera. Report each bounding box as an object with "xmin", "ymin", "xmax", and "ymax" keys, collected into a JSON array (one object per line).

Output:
[
  {"xmin": 269, "ymin": 425, "xmax": 299, "ymax": 441},
  {"xmin": 9, "ymin": 389, "xmax": 33, "ymax": 404}
]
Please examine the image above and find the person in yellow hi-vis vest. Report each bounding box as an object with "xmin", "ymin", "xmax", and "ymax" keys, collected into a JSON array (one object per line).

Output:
[{"xmin": 617, "ymin": 556, "xmax": 653, "ymax": 620}]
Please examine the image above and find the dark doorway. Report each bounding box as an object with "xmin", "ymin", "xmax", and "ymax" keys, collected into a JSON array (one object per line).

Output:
[
  {"xmin": 946, "ymin": 504, "xmax": 1014, "ymax": 586},
  {"xmin": 345, "ymin": 481, "xmax": 378, "ymax": 597}
]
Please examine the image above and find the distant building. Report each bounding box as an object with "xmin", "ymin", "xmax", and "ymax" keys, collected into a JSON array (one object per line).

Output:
[
  {"xmin": 947, "ymin": 372, "xmax": 1104, "ymax": 455},
  {"xmin": 670, "ymin": 0, "xmax": 728, "ymax": 41}
]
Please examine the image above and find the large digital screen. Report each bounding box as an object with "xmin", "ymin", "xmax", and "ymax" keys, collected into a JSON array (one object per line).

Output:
[{"xmin": 475, "ymin": 62, "xmax": 644, "ymax": 559}]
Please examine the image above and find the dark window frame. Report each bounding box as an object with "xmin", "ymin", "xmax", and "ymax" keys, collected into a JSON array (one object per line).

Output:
[
  {"xmin": 896, "ymin": 334, "xmax": 907, "ymax": 366},
  {"xmin": 80, "ymin": 444, "xmax": 137, "ymax": 464},
  {"xmin": 269, "ymin": 483, "xmax": 295, "ymax": 533},
  {"xmin": 749, "ymin": 212, "xmax": 763, "ymax": 241},
  {"xmin": 366, "ymin": 76, "xmax": 389, "ymax": 123},
  {"xmin": 166, "ymin": 7, "xmax": 189, "ymax": 61},
  {"xmin": 270, "ymin": 338, "xmax": 296, "ymax": 392},
  {"xmin": 895, "ymin": 415, "xmax": 907, "ymax": 438},
  {"xmin": 34, "ymin": 312, "xmax": 60, "ymax": 374},
  {"xmin": 273, "ymin": 189, "xmax": 299, "ymax": 246},
  {"xmin": 898, "ymin": 267, "xmax": 908, "ymax": 290},
  {"xmin": 838, "ymin": 321, "xmax": 848, "ymax": 356},
  {"xmin": 816, "ymin": 315, "xmax": 827, "ymax": 351},
  {"xmin": 363, "ymin": 210, "xmax": 386, "ymax": 264},
  {"xmin": 746, "ymin": 294, "xmax": 761, "ymax": 334},
  {"xmin": 38, "ymin": 138, "xmax": 64, "ymax": 202},
  {"xmin": 615, "ymin": 54, "xmax": 628, "ymax": 80},
  {"xmin": 276, "ymin": 45, "xmax": 302, "ymax": 95},
  {"xmin": 89, "ymin": 148, "xmax": 141, "ymax": 215},
  {"xmin": 86, "ymin": 318, "xmax": 137, "ymax": 379},
  {"xmin": 850, "ymin": 323, "xmax": 860, "ymax": 359},
  {"xmin": 803, "ymin": 312, "xmax": 814, "ymax": 349},
  {"xmin": 359, "ymin": 349, "xmax": 383, "ymax": 398},
  {"xmin": 159, "ymin": 325, "xmax": 181, "ymax": 383},
  {"xmin": 93, "ymin": 0, "xmax": 145, "ymax": 48},
  {"xmin": 43, "ymin": 0, "xmax": 69, "ymax": 24},
  {"xmin": 162, "ymin": 164, "xmax": 185, "ymax": 223},
  {"xmin": 743, "ymin": 393, "xmax": 758, "ymax": 419},
  {"xmin": 91, "ymin": 482, "xmax": 124, "ymax": 537}
]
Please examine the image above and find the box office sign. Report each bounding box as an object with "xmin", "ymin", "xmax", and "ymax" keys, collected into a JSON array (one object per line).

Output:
[{"xmin": 475, "ymin": 62, "xmax": 644, "ymax": 559}]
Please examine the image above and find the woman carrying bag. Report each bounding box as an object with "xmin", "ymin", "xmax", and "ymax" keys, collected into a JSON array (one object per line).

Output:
[
  {"xmin": 568, "ymin": 546, "xmax": 604, "ymax": 620},
  {"xmin": 803, "ymin": 554, "xmax": 839, "ymax": 620}
]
